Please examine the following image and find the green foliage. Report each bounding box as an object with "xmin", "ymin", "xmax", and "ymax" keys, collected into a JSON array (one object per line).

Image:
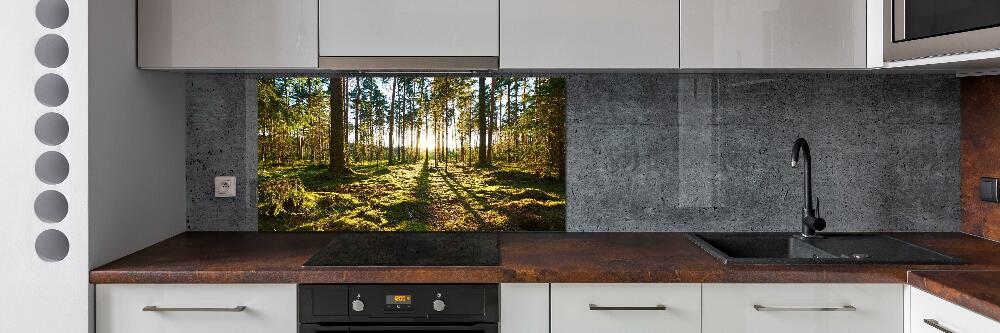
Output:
[
  {"xmin": 500, "ymin": 199, "xmax": 566, "ymax": 231},
  {"xmin": 258, "ymin": 77, "xmax": 333, "ymax": 165},
  {"xmin": 258, "ymin": 176, "xmax": 318, "ymax": 217}
]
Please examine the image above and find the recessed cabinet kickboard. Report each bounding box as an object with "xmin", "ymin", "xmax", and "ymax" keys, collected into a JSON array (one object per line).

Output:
[{"xmin": 95, "ymin": 283, "xmax": 1000, "ymax": 333}]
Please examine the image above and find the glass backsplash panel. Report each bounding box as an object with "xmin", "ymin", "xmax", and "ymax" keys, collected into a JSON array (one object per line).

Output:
[{"xmin": 257, "ymin": 76, "xmax": 566, "ymax": 232}]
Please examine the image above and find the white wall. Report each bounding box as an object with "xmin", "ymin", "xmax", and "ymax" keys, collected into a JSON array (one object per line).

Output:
[
  {"xmin": 88, "ymin": 0, "xmax": 187, "ymax": 269},
  {"xmin": 0, "ymin": 0, "xmax": 89, "ymax": 331},
  {"xmin": 1, "ymin": 0, "xmax": 184, "ymax": 330}
]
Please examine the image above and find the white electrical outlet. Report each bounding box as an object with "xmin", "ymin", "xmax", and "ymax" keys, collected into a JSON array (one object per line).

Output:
[{"xmin": 215, "ymin": 176, "xmax": 236, "ymax": 197}]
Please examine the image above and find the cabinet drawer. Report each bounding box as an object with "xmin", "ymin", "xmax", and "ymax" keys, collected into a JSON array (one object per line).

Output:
[
  {"xmin": 96, "ymin": 284, "xmax": 296, "ymax": 333},
  {"xmin": 550, "ymin": 283, "xmax": 700, "ymax": 333},
  {"xmin": 910, "ymin": 287, "xmax": 1000, "ymax": 333},
  {"xmin": 703, "ymin": 283, "xmax": 903, "ymax": 333}
]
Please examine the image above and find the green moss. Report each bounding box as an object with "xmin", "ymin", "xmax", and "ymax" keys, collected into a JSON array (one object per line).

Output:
[{"xmin": 258, "ymin": 161, "xmax": 565, "ymax": 232}]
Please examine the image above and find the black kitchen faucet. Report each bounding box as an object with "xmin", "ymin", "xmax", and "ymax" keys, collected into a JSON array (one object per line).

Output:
[{"xmin": 791, "ymin": 138, "xmax": 826, "ymax": 238}]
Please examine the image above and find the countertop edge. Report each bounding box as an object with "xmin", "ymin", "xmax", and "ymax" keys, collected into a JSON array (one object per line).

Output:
[{"xmin": 907, "ymin": 270, "xmax": 1000, "ymax": 323}]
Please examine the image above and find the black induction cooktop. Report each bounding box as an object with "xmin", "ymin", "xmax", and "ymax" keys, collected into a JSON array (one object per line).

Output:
[{"xmin": 303, "ymin": 232, "xmax": 500, "ymax": 266}]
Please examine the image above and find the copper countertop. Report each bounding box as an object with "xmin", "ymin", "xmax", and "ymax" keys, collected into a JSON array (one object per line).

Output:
[{"xmin": 91, "ymin": 232, "xmax": 1000, "ymax": 284}]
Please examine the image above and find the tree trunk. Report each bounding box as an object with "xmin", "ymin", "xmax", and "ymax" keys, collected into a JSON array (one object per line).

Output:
[
  {"xmin": 505, "ymin": 81, "xmax": 512, "ymax": 162},
  {"xmin": 306, "ymin": 78, "xmax": 313, "ymax": 162},
  {"xmin": 445, "ymin": 104, "xmax": 450, "ymax": 173},
  {"xmin": 433, "ymin": 115, "xmax": 439, "ymax": 168},
  {"xmin": 329, "ymin": 77, "xmax": 347, "ymax": 177},
  {"xmin": 416, "ymin": 119, "xmax": 422, "ymax": 164},
  {"xmin": 477, "ymin": 77, "xmax": 487, "ymax": 166},
  {"xmin": 353, "ymin": 78, "xmax": 360, "ymax": 164},
  {"xmin": 298, "ymin": 134, "xmax": 304, "ymax": 160},
  {"xmin": 387, "ymin": 78, "xmax": 397, "ymax": 164},
  {"xmin": 424, "ymin": 91, "xmax": 429, "ymax": 163},
  {"xmin": 487, "ymin": 79, "xmax": 496, "ymax": 165},
  {"xmin": 343, "ymin": 78, "xmax": 350, "ymax": 167},
  {"xmin": 400, "ymin": 93, "xmax": 407, "ymax": 164}
]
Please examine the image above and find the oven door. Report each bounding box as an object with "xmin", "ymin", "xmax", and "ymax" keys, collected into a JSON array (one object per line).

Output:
[
  {"xmin": 300, "ymin": 323, "xmax": 498, "ymax": 333},
  {"xmin": 885, "ymin": 0, "xmax": 1000, "ymax": 61}
]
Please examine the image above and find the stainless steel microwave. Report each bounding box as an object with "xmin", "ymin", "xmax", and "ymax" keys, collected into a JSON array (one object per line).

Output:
[{"xmin": 885, "ymin": 0, "xmax": 1000, "ymax": 62}]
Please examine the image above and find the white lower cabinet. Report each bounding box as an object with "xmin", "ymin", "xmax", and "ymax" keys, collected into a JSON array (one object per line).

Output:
[
  {"xmin": 910, "ymin": 287, "xmax": 1000, "ymax": 333},
  {"xmin": 702, "ymin": 283, "xmax": 903, "ymax": 333},
  {"xmin": 550, "ymin": 283, "xmax": 701, "ymax": 333},
  {"xmin": 500, "ymin": 283, "xmax": 549, "ymax": 333},
  {"xmin": 94, "ymin": 282, "xmax": 1000, "ymax": 333},
  {"xmin": 96, "ymin": 284, "xmax": 297, "ymax": 333}
]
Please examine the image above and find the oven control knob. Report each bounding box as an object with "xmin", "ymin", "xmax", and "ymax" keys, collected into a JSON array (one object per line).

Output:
[
  {"xmin": 351, "ymin": 299, "xmax": 365, "ymax": 312},
  {"xmin": 432, "ymin": 299, "xmax": 446, "ymax": 312}
]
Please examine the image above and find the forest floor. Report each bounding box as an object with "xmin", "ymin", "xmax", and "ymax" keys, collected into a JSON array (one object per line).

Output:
[{"xmin": 258, "ymin": 160, "xmax": 566, "ymax": 232}]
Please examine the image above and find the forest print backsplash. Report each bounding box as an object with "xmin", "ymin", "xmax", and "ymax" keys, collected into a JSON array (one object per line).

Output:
[
  {"xmin": 256, "ymin": 77, "xmax": 566, "ymax": 232},
  {"xmin": 186, "ymin": 73, "xmax": 960, "ymax": 233}
]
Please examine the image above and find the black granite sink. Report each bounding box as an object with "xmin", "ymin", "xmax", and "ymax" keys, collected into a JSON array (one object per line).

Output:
[{"xmin": 687, "ymin": 233, "xmax": 965, "ymax": 265}]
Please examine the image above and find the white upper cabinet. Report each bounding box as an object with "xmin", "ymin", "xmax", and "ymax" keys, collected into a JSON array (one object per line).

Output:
[
  {"xmin": 138, "ymin": 0, "xmax": 318, "ymax": 69},
  {"xmin": 319, "ymin": 0, "xmax": 499, "ymax": 57},
  {"xmin": 680, "ymin": 0, "xmax": 871, "ymax": 69},
  {"xmin": 500, "ymin": 0, "xmax": 680, "ymax": 69}
]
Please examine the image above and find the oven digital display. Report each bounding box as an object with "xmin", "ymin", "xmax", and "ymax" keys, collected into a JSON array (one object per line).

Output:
[{"xmin": 386, "ymin": 295, "xmax": 412, "ymax": 305}]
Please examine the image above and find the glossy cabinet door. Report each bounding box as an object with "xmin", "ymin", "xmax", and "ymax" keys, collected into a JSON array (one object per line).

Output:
[
  {"xmin": 96, "ymin": 284, "xmax": 297, "ymax": 333},
  {"xmin": 500, "ymin": 284, "xmax": 549, "ymax": 333},
  {"xmin": 702, "ymin": 283, "xmax": 903, "ymax": 333},
  {"xmin": 500, "ymin": 0, "xmax": 680, "ymax": 69},
  {"xmin": 550, "ymin": 283, "xmax": 700, "ymax": 333},
  {"xmin": 319, "ymin": 0, "xmax": 499, "ymax": 57},
  {"xmin": 910, "ymin": 287, "xmax": 1000, "ymax": 333},
  {"xmin": 681, "ymin": 0, "xmax": 868, "ymax": 68},
  {"xmin": 138, "ymin": 0, "xmax": 318, "ymax": 69}
]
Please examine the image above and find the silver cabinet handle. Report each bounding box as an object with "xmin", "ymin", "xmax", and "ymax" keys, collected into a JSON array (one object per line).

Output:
[
  {"xmin": 143, "ymin": 306, "xmax": 247, "ymax": 312},
  {"xmin": 589, "ymin": 304, "xmax": 666, "ymax": 311},
  {"xmin": 924, "ymin": 319, "xmax": 955, "ymax": 333},
  {"xmin": 753, "ymin": 305, "xmax": 856, "ymax": 312}
]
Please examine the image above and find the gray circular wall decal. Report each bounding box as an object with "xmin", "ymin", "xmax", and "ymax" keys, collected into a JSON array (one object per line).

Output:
[
  {"xmin": 36, "ymin": 0, "xmax": 69, "ymax": 29},
  {"xmin": 35, "ymin": 151, "xmax": 69, "ymax": 185},
  {"xmin": 35, "ymin": 112, "xmax": 69, "ymax": 146},
  {"xmin": 35, "ymin": 34, "xmax": 69, "ymax": 68},
  {"xmin": 34, "ymin": 190, "xmax": 68, "ymax": 223},
  {"xmin": 35, "ymin": 229, "xmax": 69, "ymax": 262},
  {"xmin": 34, "ymin": 73, "xmax": 69, "ymax": 107}
]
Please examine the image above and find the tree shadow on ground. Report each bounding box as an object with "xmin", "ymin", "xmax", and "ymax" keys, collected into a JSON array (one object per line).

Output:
[
  {"xmin": 442, "ymin": 167, "xmax": 494, "ymax": 210},
  {"xmin": 439, "ymin": 169, "xmax": 486, "ymax": 228},
  {"xmin": 485, "ymin": 169, "xmax": 564, "ymax": 192},
  {"xmin": 376, "ymin": 162, "xmax": 434, "ymax": 230}
]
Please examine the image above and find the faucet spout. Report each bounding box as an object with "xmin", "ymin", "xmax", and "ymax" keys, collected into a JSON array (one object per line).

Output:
[{"xmin": 791, "ymin": 138, "xmax": 825, "ymax": 237}]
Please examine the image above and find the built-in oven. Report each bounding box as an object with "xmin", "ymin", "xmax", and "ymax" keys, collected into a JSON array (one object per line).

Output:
[
  {"xmin": 885, "ymin": 0, "xmax": 1000, "ymax": 61},
  {"xmin": 299, "ymin": 284, "xmax": 499, "ymax": 333}
]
